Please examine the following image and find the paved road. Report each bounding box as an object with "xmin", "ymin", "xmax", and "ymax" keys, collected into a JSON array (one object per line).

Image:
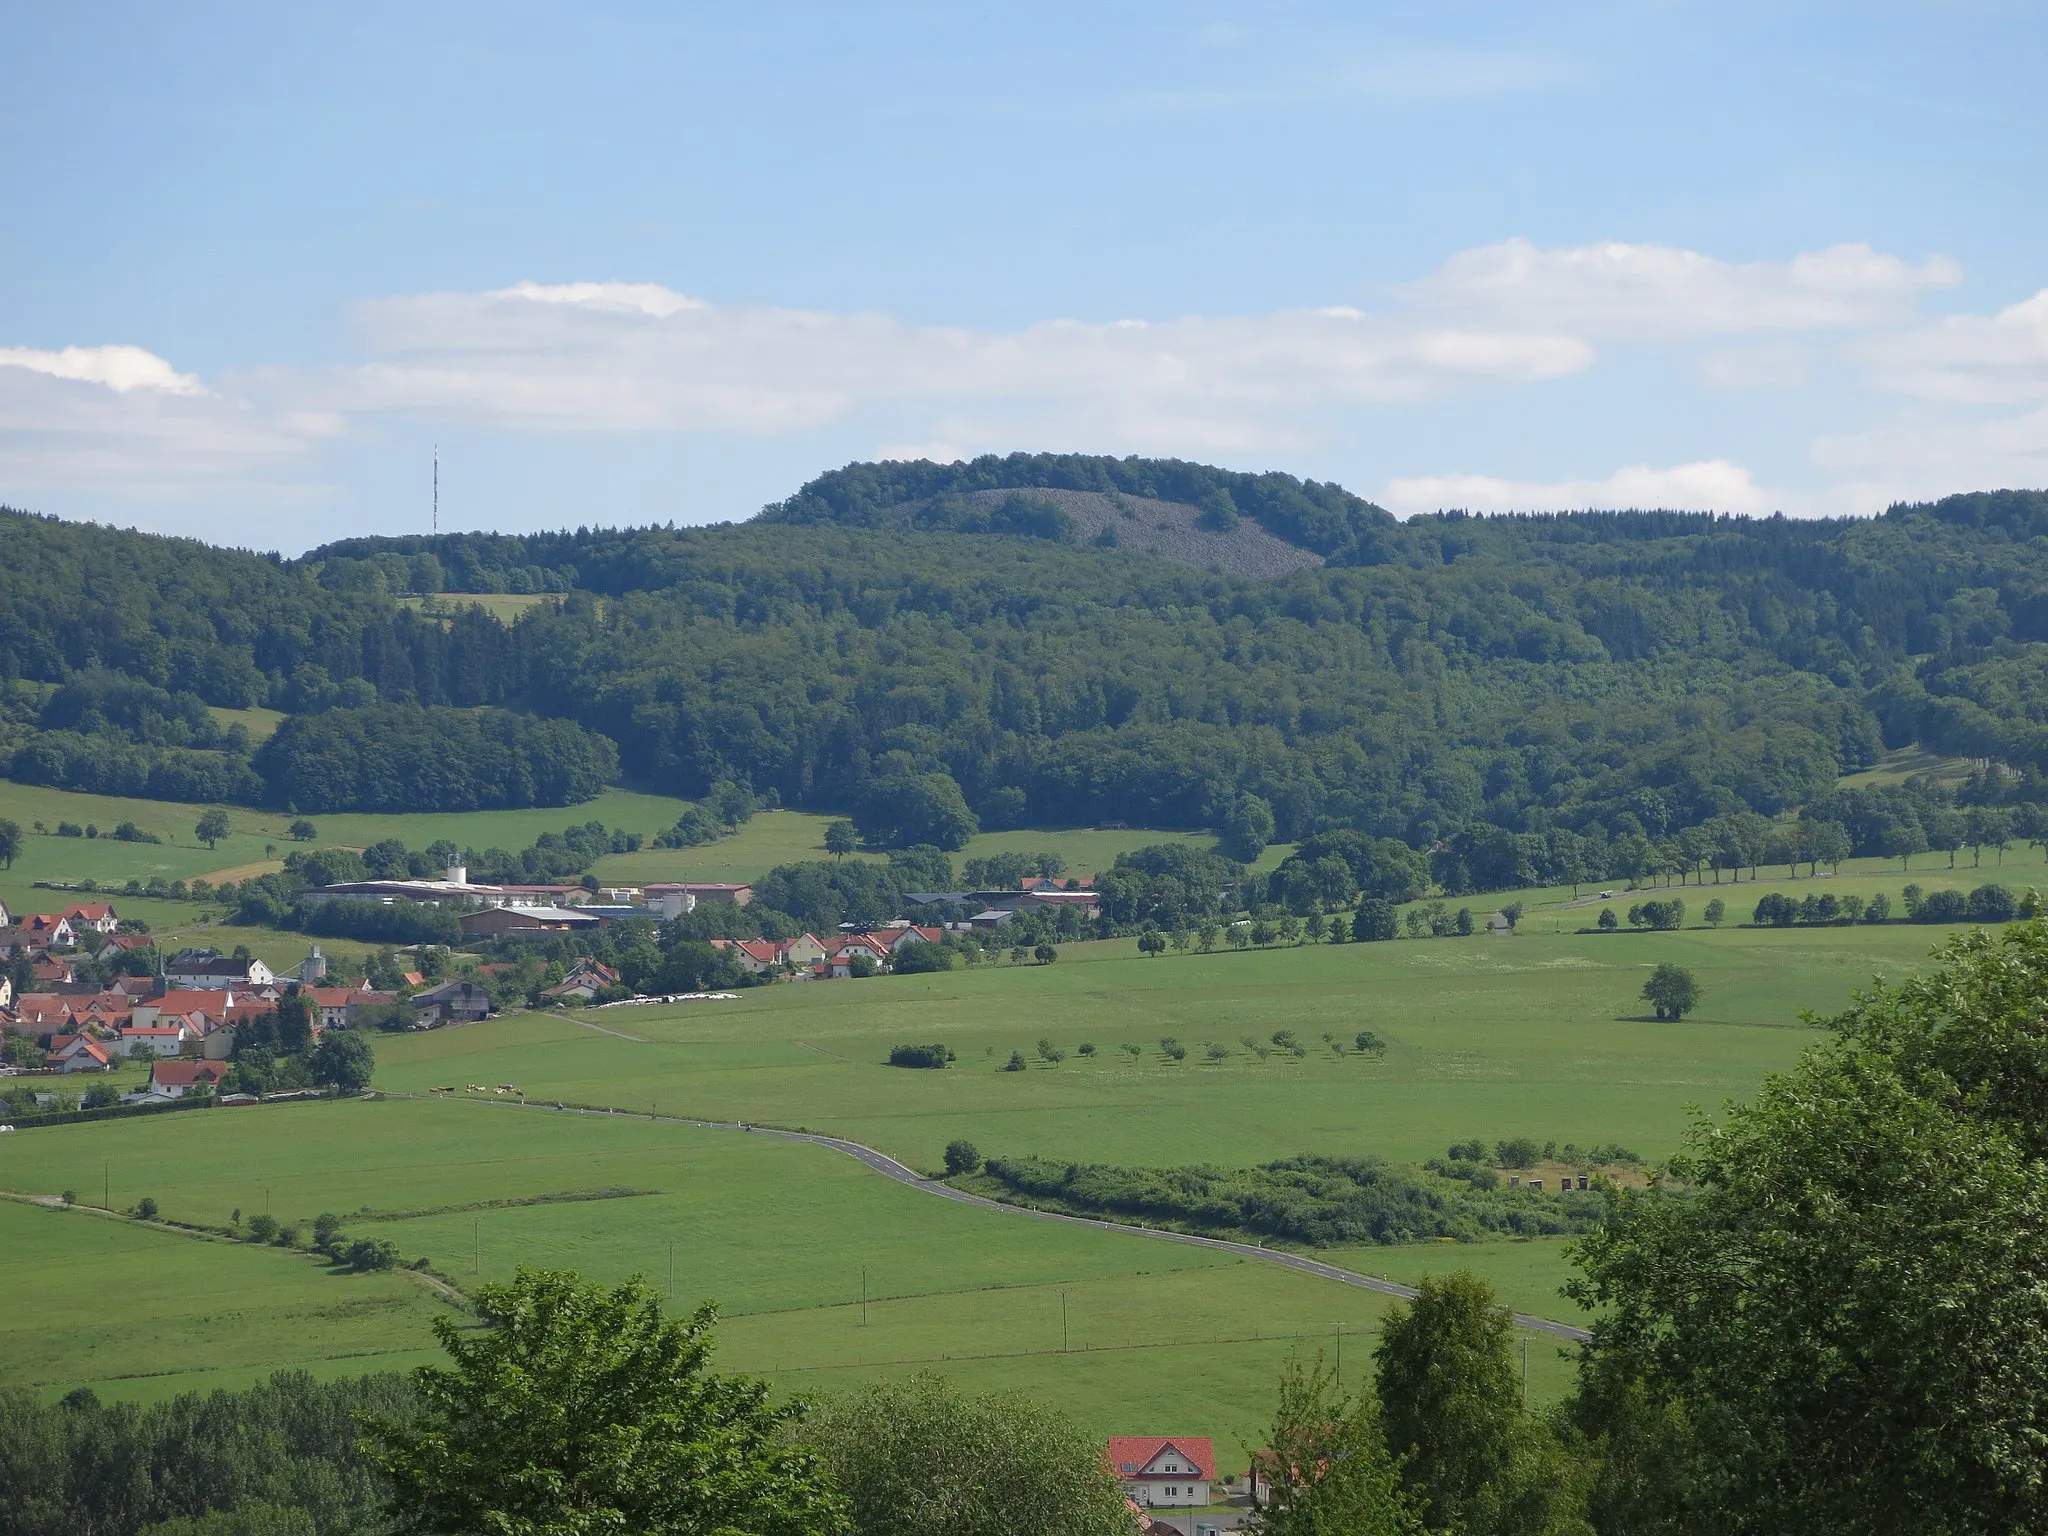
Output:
[{"xmin": 385, "ymin": 1092, "xmax": 1594, "ymax": 1343}]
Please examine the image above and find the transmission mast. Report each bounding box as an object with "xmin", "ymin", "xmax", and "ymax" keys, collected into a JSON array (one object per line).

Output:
[{"xmin": 433, "ymin": 444, "xmax": 439, "ymax": 534}]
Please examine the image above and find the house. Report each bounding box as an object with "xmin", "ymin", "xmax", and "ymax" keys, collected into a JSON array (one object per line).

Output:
[
  {"xmin": 458, "ymin": 904, "xmax": 599, "ymax": 938},
  {"xmin": 880, "ymin": 925, "xmax": 945, "ymax": 954},
  {"xmin": 1107, "ymin": 1438, "xmax": 1216, "ymax": 1508},
  {"xmin": 130, "ymin": 991, "xmax": 235, "ymax": 1032},
  {"xmin": 822, "ymin": 934, "xmax": 892, "ymax": 978},
  {"xmin": 645, "ymin": 881, "xmax": 753, "ymax": 907},
  {"xmin": 540, "ymin": 959, "xmax": 623, "ymax": 1002},
  {"xmin": 16, "ymin": 914, "xmax": 77, "ymax": 950},
  {"xmin": 60, "ymin": 902, "xmax": 119, "ymax": 935},
  {"xmin": 94, "ymin": 933, "xmax": 154, "ymax": 964},
  {"xmin": 410, "ymin": 979, "xmax": 494, "ymax": 1024},
  {"xmin": 146, "ymin": 1058, "xmax": 229, "ymax": 1098},
  {"xmin": 47, "ymin": 1034, "xmax": 115, "ymax": 1073},
  {"xmin": 116, "ymin": 1023, "xmax": 193, "ymax": 1058},
  {"xmin": 29, "ymin": 954, "xmax": 76, "ymax": 985},
  {"xmin": 710, "ymin": 938, "xmax": 786, "ymax": 975},
  {"xmin": 305, "ymin": 984, "xmax": 394, "ymax": 1032},
  {"xmin": 163, "ymin": 949, "xmax": 276, "ymax": 990}
]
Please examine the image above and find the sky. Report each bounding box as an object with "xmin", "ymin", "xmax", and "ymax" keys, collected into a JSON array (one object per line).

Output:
[{"xmin": 3, "ymin": 1, "xmax": 2046, "ymax": 553}]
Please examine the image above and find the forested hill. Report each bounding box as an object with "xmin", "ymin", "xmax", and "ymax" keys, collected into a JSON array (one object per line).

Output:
[{"xmin": 5, "ymin": 475, "xmax": 2048, "ymax": 888}]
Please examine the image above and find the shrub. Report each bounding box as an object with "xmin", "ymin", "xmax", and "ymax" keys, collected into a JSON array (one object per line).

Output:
[
  {"xmin": 889, "ymin": 941, "xmax": 956, "ymax": 974},
  {"xmin": 1865, "ymin": 892, "xmax": 1891, "ymax": 922},
  {"xmin": 1076, "ymin": 1042, "xmax": 1096, "ymax": 1056},
  {"xmin": 1355, "ymin": 1030, "xmax": 1388, "ymax": 1055},
  {"xmin": 1352, "ymin": 898, "xmax": 1399, "ymax": 941},
  {"xmin": 1597, "ymin": 907, "xmax": 1618, "ymax": 930},
  {"xmin": 846, "ymin": 953, "xmax": 878, "ymax": 978},
  {"xmin": 1495, "ymin": 1137, "xmax": 1541, "ymax": 1169},
  {"xmin": 1915, "ymin": 889, "xmax": 1970, "ymax": 923},
  {"xmin": 1753, "ymin": 892, "xmax": 1798, "ymax": 926},
  {"xmin": 888, "ymin": 1043, "xmax": 953, "ymax": 1069},
  {"xmin": 245, "ymin": 1213, "xmax": 279, "ymax": 1244},
  {"xmin": 1967, "ymin": 884, "xmax": 2018, "ymax": 922},
  {"xmin": 343, "ymin": 1236, "xmax": 399, "ymax": 1271},
  {"xmin": 313, "ymin": 1211, "xmax": 344, "ymax": 1251},
  {"xmin": 1448, "ymin": 1139, "xmax": 1488, "ymax": 1162},
  {"xmin": 1002, "ymin": 1051, "xmax": 1026, "ymax": 1072},
  {"xmin": 943, "ymin": 1139, "xmax": 981, "ymax": 1176},
  {"xmin": 135, "ymin": 1197, "xmax": 159, "ymax": 1220},
  {"xmin": 1036, "ymin": 1037, "xmax": 1065, "ymax": 1065}
]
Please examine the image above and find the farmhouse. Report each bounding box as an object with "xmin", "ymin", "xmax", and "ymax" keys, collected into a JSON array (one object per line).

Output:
[
  {"xmin": 115, "ymin": 1023, "xmax": 194, "ymax": 1058},
  {"xmin": 410, "ymin": 979, "xmax": 494, "ymax": 1024},
  {"xmin": 305, "ymin": 984, "xmax": 397, "ymax": 1031},
  {"xmin": 164, "ymin": 949, "xmax": 276, "ymax": 990},
  {"xmin": 1107, "ymin": 1437, "xmax": 1216, "ymax": 1508}
]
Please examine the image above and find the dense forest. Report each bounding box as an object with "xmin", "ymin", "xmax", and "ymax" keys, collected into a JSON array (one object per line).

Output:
[{"xmin": 7, "ymin": 462, "xmax": 2048, "ymax": 883}]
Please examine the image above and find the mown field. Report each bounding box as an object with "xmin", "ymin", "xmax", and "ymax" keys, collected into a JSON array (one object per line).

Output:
[{"xmin": 0, "ymin": 1100, "xmax": 1557, "ymax": 1445}]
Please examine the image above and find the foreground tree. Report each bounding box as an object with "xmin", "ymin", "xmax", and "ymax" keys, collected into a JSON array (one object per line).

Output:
[
  {"xmin": 309, "ymin": 1029, "xmax": 374, "ymax": 1094},
  {"xmin": 807, "ymin": 1373, "xmax": 1127, "ymax": 1536},
  {"xmin": 1247, "ymin": 1354, "xmax": 1422, "ymax": 1536},
  {"xmin": 1570, "ymin": 921, "xmax": 2048, "ymax": 1534},
  {"xmin": 364, "ymin": 1269, "xmax": 842, "ymax": 1536},
  {"xmin": 1376, "ymin": 1272, "xmax": 1588, "ymax": 1536}
]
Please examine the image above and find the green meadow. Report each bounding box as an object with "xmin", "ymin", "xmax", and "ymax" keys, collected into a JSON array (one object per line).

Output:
[{"xmin": 0, "ymin": 1100, "xmax": 1570, "ymax": 1442}]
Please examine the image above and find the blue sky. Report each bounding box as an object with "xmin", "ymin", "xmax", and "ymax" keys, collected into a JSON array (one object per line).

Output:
[{"xmin": 4, "ymin": 1, "xmax": 2045, "ymax": 551}]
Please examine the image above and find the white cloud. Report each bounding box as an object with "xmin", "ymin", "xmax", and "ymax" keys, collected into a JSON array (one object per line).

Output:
[
  {"xmin": 296, "ymin": 282, "xmax": 1591, "ymax": 440},
  {"xmin": 1380, "ymin": 459, "xmax": 1787, "ymax": 517},
  {"xmin": 0, "ymin": 343, "xmax": 206, "ymax": 395},
  {"xmin": 1410, "ymin": 239, "xmax": 1960, "ymax": 340},
  {"xmin": 1859, "ymin": 289, "xmax": 2048, "ymax": 403}
]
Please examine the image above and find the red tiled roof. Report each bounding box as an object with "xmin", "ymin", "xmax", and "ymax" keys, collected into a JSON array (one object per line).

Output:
[
  {"xmin": 62, "ymin": 903, "xmax": 115, "ymax": 922},
  {"xmin": 50, "ymin": 1035, "xmax": 113, "ymax": 1066},
  {"xmin": 151, "ymin": 1059, "xmax": 228, "ymax": 1088},
  {"xmin": 1106, "ymin": 1438, "xmax": 1217, "ymax": 1482}
]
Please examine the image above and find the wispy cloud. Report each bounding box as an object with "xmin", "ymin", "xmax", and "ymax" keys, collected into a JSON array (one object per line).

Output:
[
  {"xmin": 1410, "ymin": 239, "xmax": 1960, "ymax": 339},
  {"xmin": 1858, "ymin": 288, "xmax": 2048, "ymax": 403},
  {"xmin": 1380, "ymin": 459, "xmax": 1787, "ymax": 517}
]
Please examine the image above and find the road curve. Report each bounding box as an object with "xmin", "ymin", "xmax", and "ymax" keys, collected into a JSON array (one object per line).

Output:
[{"xmin": 381, "ymin": 1091, "xmax": 1593, "ymax": 1343}]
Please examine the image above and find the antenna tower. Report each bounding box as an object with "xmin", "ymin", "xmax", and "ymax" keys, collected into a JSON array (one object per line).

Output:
[{"xmin": 433, "ymin": 444, "xmax": 439, "ymax": 534}]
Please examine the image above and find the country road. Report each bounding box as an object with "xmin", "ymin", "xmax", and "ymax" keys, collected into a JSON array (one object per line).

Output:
[{"xmin": 382, "ymin": 1090, "xmax": 1595, "ymax": 1343}]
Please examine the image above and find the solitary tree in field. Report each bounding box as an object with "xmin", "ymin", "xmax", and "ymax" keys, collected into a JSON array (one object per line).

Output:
[
  {"xmin": 0, "ymin": 817, "xmax": 19, "ymax": 869},
  {"xmin": 943, "ymin": 1139, "xmax": 980, "ymax": 1176},
  {"xmin": 365, "ymin": 1270, "xmax": 840, "ymax": 1536},
  {"xmin": 287, "ymin": 817, "xmax": 318, "ymax": 841},
  {"xmin": 1642, "ymin": 962, "xmax": 1702, "ymax": 1021},
  {"xmin": 194, "ymin": 809, "xmax": 230, "ymax": 849},
  {"xmin": 824, "ymin": 819, "xmax": 858, "ymax": 857},
  {"xmin": 1704, "ymin": 898, "xmax": 1726, "ymax": 928}
]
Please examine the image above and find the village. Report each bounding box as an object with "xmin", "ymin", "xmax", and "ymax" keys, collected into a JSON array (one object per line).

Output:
[{"xmin": 0, "ymin": 868, "xmax": 1104, "ymax": 1105}]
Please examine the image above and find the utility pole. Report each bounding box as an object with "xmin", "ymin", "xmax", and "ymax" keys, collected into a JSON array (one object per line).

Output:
[
  {"xmin": 861, "ymin": 1267, "xmax": 868, "ymax": 1327},
  {"xmin": 103, "ymin": 1162, "xmax": 109, "ymax": 1211},
  {"xmin": 473, "ymin": 1219, "xmax": 480, "ymax": 1275},
  {"xmin": 1335, "ymin": 1322, "xmax": 1341, "ymax": 1390},
  {"xmin": 1062, "ymin": 1290, "xmax": 1069, "ymax": 1353}
]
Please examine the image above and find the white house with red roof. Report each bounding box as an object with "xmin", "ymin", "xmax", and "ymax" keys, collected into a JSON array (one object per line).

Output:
[
  {"xmin": 17, "ymin": 914, "xmax": 78, "ymax": 949},
  {"xmin": 144, "ymin": 1058, "xmax": 229, "ymax": 1098},
  {"xmin": 1107, "ymin": 1437, "xmax": 1216, "ymax": 1507},
  {"xmin": 60, "ymin": 901, "xmax": 119, "ymax": 935}
]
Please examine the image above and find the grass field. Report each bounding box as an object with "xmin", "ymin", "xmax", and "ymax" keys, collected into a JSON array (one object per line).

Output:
[
  {"xmin": 0, "ymin": 1100, "xmax": 1579, "ymax": 1435},
  {"xmin": 398, "ymin": 593, "xmax": 562, "ymax": 621}
]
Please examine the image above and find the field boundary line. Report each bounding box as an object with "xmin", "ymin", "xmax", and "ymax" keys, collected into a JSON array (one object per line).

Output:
[
  {"xmin": 561, "ymin": 1011, "xmax": 649, "ymax": 1042},
  {"xmin": 377, "ymin": 1092, "xmax": 1593, "ymax": 1343}
]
